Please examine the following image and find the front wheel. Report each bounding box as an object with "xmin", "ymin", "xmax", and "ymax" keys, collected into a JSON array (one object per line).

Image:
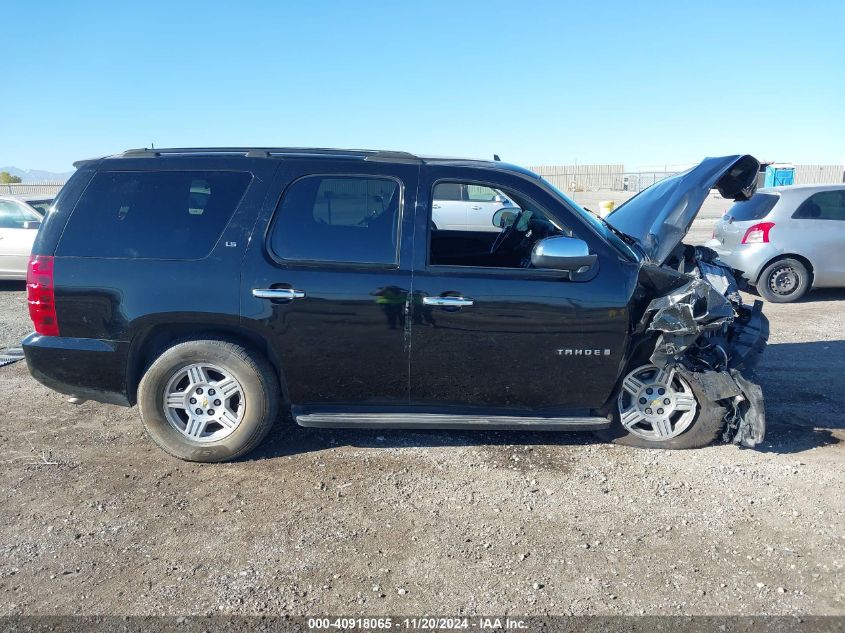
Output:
[
  {"xmin": 757, "ymin": 258, "xmax": 810, "ymax": 303},
  {"xmin": 137, "ymin": 339, "xmax": 280, "ymax": 462},
  {"xmin": 595, "ymin": 364, "xmax": 725, "ymax": 449}
]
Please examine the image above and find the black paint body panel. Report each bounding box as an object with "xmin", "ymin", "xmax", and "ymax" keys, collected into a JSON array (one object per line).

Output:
[{"xmin": 24, "ymin": 150, "xmax": 645, "ymax": 417}]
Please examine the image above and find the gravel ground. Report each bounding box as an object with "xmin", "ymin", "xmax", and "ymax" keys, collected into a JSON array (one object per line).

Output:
[
  {"xmin": 0, "ymin": 221, "xmax": 843, "ymax": 617},
  {"xmin": 0, "ymin": 281, "xmax": 28, "ymax": 350}
]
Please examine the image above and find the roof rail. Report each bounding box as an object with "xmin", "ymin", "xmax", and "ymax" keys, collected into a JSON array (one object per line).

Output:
[
  {"xmin": 114, "ymin": 147, "xmax": 424, "ymax": 160},
  {"xmin": 121, "ymin": 147, "xmax": 160, "ymax": 157},
  {"xmin": 364, "ymin": 150, "xmax": 421, "ymax": 163}
]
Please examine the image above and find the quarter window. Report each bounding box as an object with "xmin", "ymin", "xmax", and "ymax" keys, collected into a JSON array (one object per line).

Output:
[
  {"xmin": 270, "ymin": 175, "xmax": 401, "ymax": 264},
  {"xmin": 793, "ymin": 190, "xmax": 845, "ymax": 221},
  {"xmin": 57, "ymin": 170, "xmax": 251, "ymax": 259}
]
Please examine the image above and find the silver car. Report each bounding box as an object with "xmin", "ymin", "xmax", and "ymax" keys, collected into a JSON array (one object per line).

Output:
[
  {"xmin": 0, "ymin": 196, "xmax": 44, "ymax": 280},
  {"xmin": 706, "ymin": 184, "xmax": 845, "ymax": 302}
]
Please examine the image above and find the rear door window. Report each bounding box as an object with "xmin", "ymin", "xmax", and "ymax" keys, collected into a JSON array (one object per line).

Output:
[
  {"xmin": 433, "ymin": 182, "xmax": 463, "ymax": 201},
  {"xmin": 726, "ymin": 193, "xmax": 779, "ymax": 221},
  {"xmin": 24, "ymin": 199, "xmax": 53, "ymax": 215},
  {"xmin": 269, "ymin": 175, "xmax": 401, "ymax": 265},
  {"xmin": 793, "ymin": 190, "xmax": 845, "ymax": 221},
  {"xmin": 57, "ymin": 170, "xmax": 251, "ymax": 259}
]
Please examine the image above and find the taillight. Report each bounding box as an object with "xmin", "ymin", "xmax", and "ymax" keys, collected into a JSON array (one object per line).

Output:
[
  {"xmin": 27, "ymin": 255, "xmax": 59, "ymax": 336},
  {"xmin": 741, "ymin": 222, "xmax": 775, "ymax": 245}
]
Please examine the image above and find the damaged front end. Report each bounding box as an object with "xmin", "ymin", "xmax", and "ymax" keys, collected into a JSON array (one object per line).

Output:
[{"xmin": 633, "ymin": 245, "xmax": 769, "ymax": 447}]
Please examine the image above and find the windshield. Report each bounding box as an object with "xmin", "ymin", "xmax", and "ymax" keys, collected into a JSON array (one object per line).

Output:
[{"xmin": 540, "ymin": 178, "xmax": 641, "ymax": 261}]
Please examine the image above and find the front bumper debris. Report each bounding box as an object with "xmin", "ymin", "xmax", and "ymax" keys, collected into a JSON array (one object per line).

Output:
[{"xmin": 635, "ymin": 251, "xmax": 769, "ymax": 447}]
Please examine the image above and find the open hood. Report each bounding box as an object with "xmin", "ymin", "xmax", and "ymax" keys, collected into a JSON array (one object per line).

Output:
[{"xmin": 606, "ymin": 155, "xmax": 759, "ymax": 264}]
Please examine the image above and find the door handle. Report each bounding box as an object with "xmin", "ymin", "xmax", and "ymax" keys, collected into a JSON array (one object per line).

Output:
[
  {"xmin": 252, "ymin": 288, "xmax": 306, "ymax": 300},
  {"xmin": 432, "ymin": 204, "xmax": 441, "ymax": 209},
  {"xmin": 422, "ymin": 296, "xmax": 474, "ymax": 307},
  {"xmin": 471, "ymin": 205, "xmax": 482, "ymax": 210}
]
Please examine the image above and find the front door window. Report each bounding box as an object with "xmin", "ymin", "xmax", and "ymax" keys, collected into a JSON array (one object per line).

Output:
[{"xmin": 429, "ymin": 181, "xmax": 572, "ymax": 268}]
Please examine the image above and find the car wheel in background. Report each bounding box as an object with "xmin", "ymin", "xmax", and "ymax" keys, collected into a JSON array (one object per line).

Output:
[
  {"xmin": 138, "ymin": 339, "xmax": 280, "ymax": 462},
  {"xmin": 757, "ymin": 257, "xmax": 810, "ymax": 303}
]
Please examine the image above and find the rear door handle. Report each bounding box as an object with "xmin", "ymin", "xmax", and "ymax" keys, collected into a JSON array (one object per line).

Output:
[
  {"xmin": 422, "ymin": 296, "xmax": 474, "ymax": 307},
  {"xmin": 471, "ymin": 205, "xmax": 482, "ymax": 210},
  {"xmin": 252, "ymin": 288, "xmax": 306, "ymax": 300},
  {"xmin": 432, "ymin": 204, "xmax": 441, "ymax": 209}
]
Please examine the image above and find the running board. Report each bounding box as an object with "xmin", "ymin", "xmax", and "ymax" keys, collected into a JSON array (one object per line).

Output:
[{"xmin": 294, "ymin": 411, "xmax": 610, "ymax": 431}]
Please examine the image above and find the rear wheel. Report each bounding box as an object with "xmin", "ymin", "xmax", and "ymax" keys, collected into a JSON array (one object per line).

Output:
[
  {"xmin": 138, "ymin": 339, "xmax": 280, "ymax": 462},
  {"xmin": 757, "ymin": 257, "xmax": 810, "ymax": 303},
  {"xmin": 597, "ymin": 364, "xmax": 726, "ymax": 449}
]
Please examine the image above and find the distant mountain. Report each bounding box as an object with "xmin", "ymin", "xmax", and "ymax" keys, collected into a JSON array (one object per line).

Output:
[{"xmin": 0, "ymin": 166, "xmax": 74, "ymax": 183}]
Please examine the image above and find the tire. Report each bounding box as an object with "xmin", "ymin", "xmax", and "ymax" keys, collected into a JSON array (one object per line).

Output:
[
  {"xmin": 594, "ymin": 364, "xmax": 726, "ymax": 450},
  {"xmin": 756, "ymin": 257, "xmax": 810, "ymax": 303},
  {"xmin": 137, "ymin": 338, "xmax": 280, "ymax": 462}
]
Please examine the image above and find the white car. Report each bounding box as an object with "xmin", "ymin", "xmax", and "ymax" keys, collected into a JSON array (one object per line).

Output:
[
  {"xmin": 432, "ymin": 183, "xmax": 519, "ymax": 231},
  {"xmin": 0, "ymin": 196, "xmax": 43, "ymax": 280},
  {"xmin": 12, "ymin": 193, "xmax": 55, "ymax": 216}
]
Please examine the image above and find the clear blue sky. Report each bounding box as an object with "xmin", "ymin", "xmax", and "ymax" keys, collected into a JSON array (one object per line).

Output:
[{"xmin": 2, "ymin": 0, "xmax": 843, "ymax": 172}]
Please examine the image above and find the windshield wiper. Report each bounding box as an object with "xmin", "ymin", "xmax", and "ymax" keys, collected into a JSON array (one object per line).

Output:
[{"xmin": 599, "ymin": 216, "xmax": 640, "ymax": 248}]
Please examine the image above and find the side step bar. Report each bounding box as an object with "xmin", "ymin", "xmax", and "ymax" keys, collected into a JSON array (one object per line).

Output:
[{"xmin": 294, "ymin": 411, "xmax": 610, "ymax": 431}]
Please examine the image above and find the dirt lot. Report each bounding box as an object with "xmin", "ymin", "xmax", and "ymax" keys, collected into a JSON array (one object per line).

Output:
[{"xmin": 0, "ymin": 213, "xmax": 843, "ymax": 616}]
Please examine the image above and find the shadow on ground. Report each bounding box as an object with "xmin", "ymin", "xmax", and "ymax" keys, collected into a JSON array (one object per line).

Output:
[
  {"xmin": 799, "ymin": 288, "xmax": 845, "ymax": 303},
  {"xmin": 751, "ymin": 339, "xmax": 844, "ymax": 453},
  {"xmin": 250, "ymin": 422, "xmax": 601, "ymax": 462}
]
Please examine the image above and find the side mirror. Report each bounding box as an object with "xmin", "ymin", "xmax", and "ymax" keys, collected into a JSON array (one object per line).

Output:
[
  {"xmin": 492, "ymin": 208, "xmax": 517, "ymax": 228},
  {"xmin": 22, "ymin": 221, "xmax": 42, "ymax": 230},
  {"xmin": 531, "ymin": 236, "xmax": 596, "ymax": 272}
]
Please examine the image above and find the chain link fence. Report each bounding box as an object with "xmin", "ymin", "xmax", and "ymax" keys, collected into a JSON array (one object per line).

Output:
[
  {"xmin": 0, "ymin": 181, "xmax": 65, "ymax": 196},
  {"xmin": 529, "ymin": 165, "xmax": 683, "ymax": 193}
]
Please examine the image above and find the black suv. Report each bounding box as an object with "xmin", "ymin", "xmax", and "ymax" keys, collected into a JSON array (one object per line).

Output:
[{"xmin": 24, "ymin": 148, "xmax": 768, "ymax": 462}]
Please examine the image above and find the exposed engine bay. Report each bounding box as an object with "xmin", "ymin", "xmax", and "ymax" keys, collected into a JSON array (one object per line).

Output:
[{"xmin": 632, "ymin": 244, "xmax": 769, "ymax": 447}]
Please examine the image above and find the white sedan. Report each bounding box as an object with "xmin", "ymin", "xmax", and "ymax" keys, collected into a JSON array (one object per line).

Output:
[
  {"xmin": 0, "ymin": 196, "xmax": 43, "ymax": 280},
  {"xmin": 432, "ymin": 183, "xmax": 519, "ymax": 232}
]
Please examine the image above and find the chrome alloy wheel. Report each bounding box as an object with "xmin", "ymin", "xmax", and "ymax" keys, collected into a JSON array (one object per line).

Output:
[
  {"xmin": 162, "ymin": 363, "xmax": 245, "ymax": 442},
  {"xmin": 617, "ymin": 364, "xmax": 698, "ymax": 441},
  {"xmin": 768, "ymin": 264, "xmax": 799, "ymax": 296}
]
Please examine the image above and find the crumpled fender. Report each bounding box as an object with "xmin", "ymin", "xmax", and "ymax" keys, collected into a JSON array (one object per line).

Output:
[
  {"xmin": 631, "ymin": 254, "xmax": 768, "ymax": 448},
  {"xmin": 637, "ymin": 277, "xmax": 735, "ymax": 366},
  {"xmin": 677, "ymin": 366, "xmax": 766, "ymax": 448}
]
